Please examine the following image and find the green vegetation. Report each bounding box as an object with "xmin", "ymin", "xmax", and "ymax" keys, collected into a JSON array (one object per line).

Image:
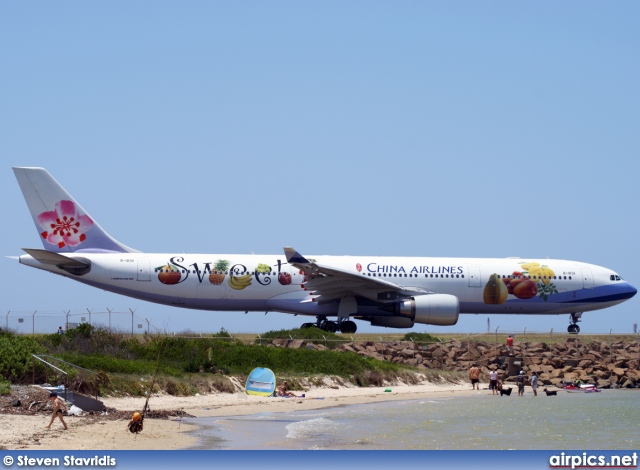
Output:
[
  {"xmin": 1, "ymin": 324, "xmax": 415, "ymax": 396},
  {"xmin": 402, "ymin": 332, "xmax": 441, "ymax": 343},
  {"xmin": 0, "ymin": 329, "xmax": 47, "ymax": 382},
  {"xmin": 0, "ymin": 378, "xmax": 10, "ymax": 396},
  {"xmin": 258, "ymin": 327, "xmax": 343, "ymax": 348}
]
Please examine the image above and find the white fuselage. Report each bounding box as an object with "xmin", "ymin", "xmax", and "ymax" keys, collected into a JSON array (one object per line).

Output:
[{"xmin": 19, "ymin": 252, "xmax": 635, "ymax": 318}]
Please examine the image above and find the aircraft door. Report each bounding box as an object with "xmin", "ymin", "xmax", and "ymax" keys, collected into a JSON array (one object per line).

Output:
[
  {"xmin": 581, "ymin": 268, "xmax": 594, "ymax": 289},
  {"xmin": 137, "ymin": 259, "xmax": 150, "ymax": 281},
  {"xmin": 468, "ymin": 266, "xmax": 482, "ymax": 287}
]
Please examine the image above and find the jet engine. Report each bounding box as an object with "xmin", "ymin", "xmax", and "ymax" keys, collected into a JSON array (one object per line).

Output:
[{"xmin": 368, "ymin": 294, "xmax": 459, "ymax": 329}]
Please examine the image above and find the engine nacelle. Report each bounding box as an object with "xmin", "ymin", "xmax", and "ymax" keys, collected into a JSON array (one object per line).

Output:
[{"xmin": 397, "ymin": 294, "xmax": 459, "ymax": 326}]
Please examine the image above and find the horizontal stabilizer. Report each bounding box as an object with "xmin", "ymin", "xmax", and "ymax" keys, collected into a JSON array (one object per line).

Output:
[{"xmin": 22, "ymin": 248, "xmax": 91, "ymax": 273}]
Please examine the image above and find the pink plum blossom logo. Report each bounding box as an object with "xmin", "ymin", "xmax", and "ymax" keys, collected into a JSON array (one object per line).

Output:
[{"xmin": 37, "ymin": 200, "xmax": 93, "ymax": 249}]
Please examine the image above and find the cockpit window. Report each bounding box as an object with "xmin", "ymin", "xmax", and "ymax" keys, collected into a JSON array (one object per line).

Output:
[{"xmin": 610, "ymin": 274, "xmax": 623, "ymax": 281}]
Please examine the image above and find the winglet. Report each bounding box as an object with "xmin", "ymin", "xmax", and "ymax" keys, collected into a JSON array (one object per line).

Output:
[
  {"xmin": 284, "ymin": 247, "xmax": 310, "ymax": 264},
  {"xmin": 13, "ymin": 167, "xmax": 138, "ymax": 254}
]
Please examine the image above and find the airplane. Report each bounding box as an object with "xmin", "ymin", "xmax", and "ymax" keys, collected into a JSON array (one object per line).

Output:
[{"xmin": 12, "ymin": 167, "xmax": 637, "ymax": 335}]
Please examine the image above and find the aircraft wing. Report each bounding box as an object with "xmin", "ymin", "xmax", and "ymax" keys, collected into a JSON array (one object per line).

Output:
[{"xmin": 284, "ymin": 247, "xmax": 432, "ymax": 304}]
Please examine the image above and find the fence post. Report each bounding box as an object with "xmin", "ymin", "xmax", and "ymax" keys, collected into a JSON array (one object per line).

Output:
[
  {"xmin": 32, "ymin": 310, "xmax": 37, "ymax": 335},
  {"xmin": 87, "ymin": 308, "xmax": 92, "ymax": 326},
  {"xmin": 107, "ymin": 308, "xmax": 113, "ymax": 330},
  {"xmin": 5, "ymin": 310, "xmax": 9, "ymax": 331},
  {"xmin": 129, "ymin": 308, "xmax": 136, "ymax": 335}
]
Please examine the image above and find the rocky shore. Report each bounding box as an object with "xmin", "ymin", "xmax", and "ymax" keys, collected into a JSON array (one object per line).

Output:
[{"xmin": 274, "ymin": 336, "xmax": 640, "ymax": 388}]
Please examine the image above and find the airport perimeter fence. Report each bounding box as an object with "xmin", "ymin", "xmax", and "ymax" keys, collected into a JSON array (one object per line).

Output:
[{"xmin": 2, "ymin": 309, "xmax": 163, "ymax": 336}]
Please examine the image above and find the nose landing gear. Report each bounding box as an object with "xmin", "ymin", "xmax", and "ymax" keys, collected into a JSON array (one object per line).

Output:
[{"xmin": 568, "ymin": 312, "xmax": 582, "ymax": 334}]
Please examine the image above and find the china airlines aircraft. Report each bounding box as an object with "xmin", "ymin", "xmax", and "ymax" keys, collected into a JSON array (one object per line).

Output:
[{"xmin": 13, "ymin": 167, "xmax": 636, "ymax": 334}]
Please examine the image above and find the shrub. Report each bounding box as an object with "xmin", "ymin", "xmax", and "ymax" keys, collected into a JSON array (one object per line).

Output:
[
  {"xmin": 0, "ymin": 333, "xmax": 46, "ymax": 382},
  {"xmin": 0, "ymin": 378, "xmax": 10, "ymax": 396},
  {"xmin": 402, "ymin": 332, "xmax": 441, "ymax": 343}
]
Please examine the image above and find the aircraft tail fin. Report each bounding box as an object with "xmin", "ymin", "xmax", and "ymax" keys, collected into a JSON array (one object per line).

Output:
[{"xmin": 13, "ymin": 167, "xmax": 138, "ymax": 254}]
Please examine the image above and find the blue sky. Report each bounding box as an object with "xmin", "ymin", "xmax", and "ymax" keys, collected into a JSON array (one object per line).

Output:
[{"xmin": 2, "ymin": 2, "xmax": 638, "ymax": 335}]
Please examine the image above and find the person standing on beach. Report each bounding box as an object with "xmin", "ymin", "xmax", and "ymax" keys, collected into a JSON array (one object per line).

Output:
[
  {"xmin": 506, "ymin": 335, "xmax": 514, "ymax": 356},
  {"xmin": 489, "ymin": 368, "xmax": 499, "ymax": 395},
  {"xmin": 46, "ymin": 392, "xmax": 68, "ymax": 430},
  {"xmin": 468, "ymin": 364, "xmax": 480, "ymax": 390},
  {"xmin": 516, "ymin": 370, "xmax": 526, "ymax": 396},
  {"xmin": 530, "ymin": 371, "xmax": 538, "ymax": 396}
]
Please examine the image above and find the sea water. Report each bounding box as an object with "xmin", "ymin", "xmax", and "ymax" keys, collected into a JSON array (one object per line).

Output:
[{"xmin": 186, "ymin": 390, "xmax": 639, "ymax": 450}]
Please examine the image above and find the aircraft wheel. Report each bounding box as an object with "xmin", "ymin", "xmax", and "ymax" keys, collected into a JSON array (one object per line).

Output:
[
  {"xmin": 340, "ymin": 321, "xmax": 357, "ymax": 334},
  {"xmin": 322, "ymin": 321, "xmax": 337, "ymax": 333},
  {"xmin": 300, "ymin": 323, "xmax": 314, "ymax": 329},
  {"xmin": 567, "ymin": 324, "xmax": 580, "ymax": 334}
]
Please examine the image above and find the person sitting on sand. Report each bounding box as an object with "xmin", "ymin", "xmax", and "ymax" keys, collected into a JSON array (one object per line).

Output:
[
  {"xmin": 276, "ymin": 381, "xmax": 298, "ymax": 397},
  {"xmin": 127, "ymin": 411, "xmax": 143, "ymax": 433},
  {"xmin": 46, "ymin": 392, "xmax": 68, "ymax": 430}
]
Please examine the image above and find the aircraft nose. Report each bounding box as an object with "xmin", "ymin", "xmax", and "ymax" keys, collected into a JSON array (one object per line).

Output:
[{"xmin": 627, "ymin": 282, "xmax": 637, "ymax": 299}]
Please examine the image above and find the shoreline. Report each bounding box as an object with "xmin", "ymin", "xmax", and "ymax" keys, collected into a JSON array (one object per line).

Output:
[{"xmin": 1, "ymin": 381, "xmax": 476, "ymax": 450}]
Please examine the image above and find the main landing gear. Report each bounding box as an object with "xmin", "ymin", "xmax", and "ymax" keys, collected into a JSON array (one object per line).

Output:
[
  {"xmin": 300, "ymin": 316, "xmax": 358, "ymax": 334},
  {"xmin": 568, "ymin": 312, "xmax": 582, "ymax": 334}
]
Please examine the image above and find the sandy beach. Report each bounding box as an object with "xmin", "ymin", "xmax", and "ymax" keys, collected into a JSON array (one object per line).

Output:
[{"xmin": 0, "ymin": 381, "xmax": 474, "ymax": 450}]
